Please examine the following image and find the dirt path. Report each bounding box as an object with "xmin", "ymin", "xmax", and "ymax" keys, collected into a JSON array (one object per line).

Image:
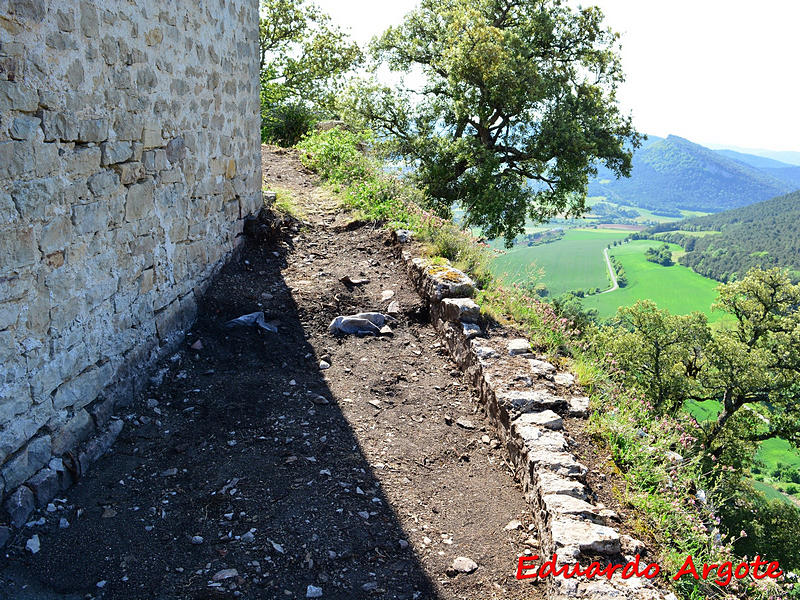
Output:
[
  {"xmin": 0, "ymin": 147, "xmax": 543, "ymax": 600},
  {"xmin": 600, "ymin": 247, "xmax": 618, "ymax": 294}
]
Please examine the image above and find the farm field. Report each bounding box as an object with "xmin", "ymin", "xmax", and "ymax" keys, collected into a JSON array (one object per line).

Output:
[
  {"xmin": 581, "ymin": 240, "xmax": 725, "ymax": 321},
  {"xmin": 584, "ymin": 197, "xmax": 711, "ymax": 224},
  {"xmin": 490, "ymin": 228, "xmax": 628, "ymax": 296}
]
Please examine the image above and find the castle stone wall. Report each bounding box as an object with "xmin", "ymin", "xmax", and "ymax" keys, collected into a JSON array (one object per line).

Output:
[{"xmin": 0, "ymin": 0, "xmax": 261, "ymax": 509}]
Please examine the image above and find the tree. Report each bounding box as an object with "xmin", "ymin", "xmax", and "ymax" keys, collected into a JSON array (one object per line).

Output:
[
  {"xmin": 345, "ymin": 0, "xmax": 640, "ymax": 242},
  {"xmin": 259, "ymin": 0, "xmax": 361, "ymax": 144},
  {"xmin": 692, "ymin": 269, "xmax": 800, "ymax": 451},
  {"xmin": 602, "ymin": 300, "xmax": 710, "ymax": 412}
]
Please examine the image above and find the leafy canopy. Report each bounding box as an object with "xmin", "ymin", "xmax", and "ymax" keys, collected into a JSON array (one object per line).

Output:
[
  {"xmin": 258, "ymin": 0, "xmax": 361, "ymax": 144},
  {"xmin": 344, "ymin": 0, "xmax": 640, "ymax": 242}
]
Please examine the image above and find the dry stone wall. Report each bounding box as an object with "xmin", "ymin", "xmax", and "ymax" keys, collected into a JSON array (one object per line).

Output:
[
  {"xmin": 0, "ymin": 0, "xmax": 261, "ymax": 520},
  {"xmin": 397, "ymin": 242, "xmax": 674, "ymax": 600}
]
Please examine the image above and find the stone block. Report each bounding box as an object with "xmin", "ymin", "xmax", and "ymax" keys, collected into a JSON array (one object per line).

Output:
[
  {"xmin": 550, "ymin": 517, "xmax": 620, "ymax": 556},
  {"xmin": 113, "ymin": 113, "xmax": 143, "ymax": 141},
  {"xmin": 40, "ymin": 110, "xmax": 79, "ymax": 142},
  {"xmin": 51, "ymin": 408, "xmax": 94, "ymax": 455},
  {"xmin": 514, "ymin": 410, "xmax": 563, "ymax": 430},
  {"xmin": 11, "ymin": 0, "xmax": 47, "ymax": 21},
  {"xmin": 9, "ymin": 116, "xmax": 41, "ymax": 141},
  {"xmin": 142, "ymin": 122, "xmax": 162, "ymax": 148},
  {"xmin": 79, "ymin": 0, "xmax": 98, "ymax": 37},
  {"xmin": 513, "ymin": 422, "xmax": 568, "ymax": 452},
  {"xmin": 0, "ymin": 140, "xmax": 35, "ymax": 178},
  {"xmin": 4, "ymin": 485, "xmax": 34, "ymax": 528},
  {"xmin": 87, "ymin": 170, "xmax": 120, "ymax": 196},
  {"xmin": 508, "ymin": 338, "xmax": 531, "ymax": 356},
  {"xmin": 64, "ymin": 145, "xmax": 101, "ymax": 176},
  {"xmin": 72, "ymin": 201, "xmax": 108, "ymax": 234},
  {"xmin": 100, "ymin": 141, "xmax": 133, "ymax": 166},
  {"xmin": 10, "ymin": 177, "xmax": 58, "ymax": 221},
  {"xmin": 0, "ymin": 226, "xmax": 38, "ymax": 271},
  {"xmin": 52, "ymin": 364, "xmax": 110, "ymax": 411},
  {"xmin": 529, "ymin": 451, "xmax": 587, "ymax": 479},
  {"xmin": 536, "ymin": 470, "xmax": 587, "ymax": 499},
  {"xmin": 35, "ymin": 141, "xmax": 59, "ymax": 177},
  {"xmin": 78, "ymin": 118, "xmax": 108, "ymax": 143},
  {"xmin": 529, "ymin": 359, "xmax": 556, "ymax": 377},
  {"xmin": 568, "ymin": 396, "xmax": 590, "ymax": 417},
  {"xmin": 1, "ymin": 434, "xmax": 51, "ymax": 490},
  {"xmin": 542, "ymin": 494, "xmax": 597, "ymax": 518},
  {"xmin": 113, "ymin": 161, "xmax": 145, "ymax": 185},
  {"xmin": 441, "ymin": 297, "xmax": 480, "ymax": 323},
  {"xmin": 77, "ymin": 419, "xmax": 123, "ymax": 473},
  {"xmin": 125, "ymin": 179, "xmax": 155, "ymax": 221},
  {"xmin": 39, "ymin": 216, "xmax": 71, "ymax": 253},
  {"xmin": 500, "ymin": 389, "xmax": 566, "ymax": 417},
  {"xmin": 0, "ymin": 525, "xmax": 10, "ymax": 549},
  {"xmin": 142, "ymin": 148, "xmax": 168, "ymax": 172},
  {"xmin": 0, "ymin": 80, "xmax": 38, "ymax": 112},
  {"xmin": 0, "ymin": 380, "xmax": 33, "ymax": 425},
  {"xmin": 27, "ymin": 467, "xmax": 60, "ymax": 507}
]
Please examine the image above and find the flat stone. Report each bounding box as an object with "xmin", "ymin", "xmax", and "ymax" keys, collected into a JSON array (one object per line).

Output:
[
  {"xmin": 448, "ymin": 556, "xmax": 478, "ymax": 574},
  {"xmin": 554, "ymin": 372, "xmax": 575, "ymax": 387},
  {"xmin": 514, "ymin": 410, "xmax": 563, "ymax": 430},
  {"xmin": 513, "ymin": 423, "xmax": 568, "ymax": 452},
  {"xmin": 100, "ymin": 141, "xmax": 133, "ymax": 165},
  {"xmin": 306, "ymin": 585, "xmax": 323, "ymax": 598},
  {"xmin": 568, "ymin": 396, "xmax": 590, "ymax": 417},
  {"xmin": 462, "ymin": 322, "xmax": 481, "ymax": 339},
  {"xmin": 5, "ymin": 485, "xmax": 35, "ymax": 528},
  {"xmin": 212, "ymin": 568, "xmax": 238, "ymax": 581},
  {"xmin": 528, "ymin": 359, "xmax": 556, "ymax": 377},
  {"xmin": 542, "ymin": 494, "xmax": 597, "ymax": 517},
  {"xmin": 1, "ymin": 435, "xmax": 51, "ymax": 490},
  {"xmin": 508, "ymin": 339, "xmax": 531, "ymax": 355},
  {"xmin": 418, "ymin": 260, "xmax": 474, "ymax": 300},
  {"xmin": 455, "ymin": 417, "xmax": 475, "ymax": 430},
  {"xmin": 500, "ymin": 389, "xmax": 566, "ymax": 417},
  {"xmin": 471, "ymin": 344, "xmax": 497, "ymax": 360},
  {"xmin": 441, "ymin": 297, "xmax": 480, "ymax": 323},
  {"xmin": 26, "ymin": 534, "xmax": 40, "ymax": 554},
  {"xmin": 9, "ymin": 116, "xmax": 42, "ymax": 141},
  {"xmin": 529, "ymin": 451, "xmax": 587, "ymax": 478},
  {"xmin": 536, "ymin": 470, "xmax": 587, "ymax": 499},
  {"xmin": 550, "ymin": 517, "xmax": 620, "ymax": 556},
  {"xmin": 394, "ymin": 229, "xmax": 413, "ymax": 243}
]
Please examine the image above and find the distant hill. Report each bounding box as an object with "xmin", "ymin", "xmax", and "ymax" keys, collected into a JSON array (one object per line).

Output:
[
  {"xmin": 589, "ymin": 135, "xmax": 797, "ymax": 213},
  {"xmin": 707, "ymin": 144, "xmax": 800, "ymax": 167},
  {"xmin": 643, "ymin": 190, "xmax": 800, "ymax": 282}
]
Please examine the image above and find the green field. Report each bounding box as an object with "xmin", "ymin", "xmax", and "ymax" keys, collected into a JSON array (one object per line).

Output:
[
  {"xmin": 490, "ymin": 228, "xmax": 628, "ymax": 296},
  {"xmin": 581, "ymin": 240, "xmax": 724, "ymax": 321}
]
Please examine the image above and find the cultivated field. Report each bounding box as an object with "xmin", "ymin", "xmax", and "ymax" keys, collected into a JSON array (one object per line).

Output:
[
  {"xmin": 581, "ymin": 240, "xmax": 724, "ymax": 321},
  {"xmin": 490, "ymin": 228, "xmax": 627, "ymax": 296}
]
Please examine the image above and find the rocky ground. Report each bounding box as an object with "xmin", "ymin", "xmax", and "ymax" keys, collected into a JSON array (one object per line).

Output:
[{"xmin": 0, "ymin": 147, "xmax": 544, "ymax": 600}]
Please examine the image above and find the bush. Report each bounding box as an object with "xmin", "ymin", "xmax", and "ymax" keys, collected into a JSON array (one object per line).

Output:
[
  {"xmin": 297, "ymin": 127, "xmax": 373, "ymax": 184},
  {"xmin": 261, "ymin": 102, "xmax": 318, "ymax": 147}
]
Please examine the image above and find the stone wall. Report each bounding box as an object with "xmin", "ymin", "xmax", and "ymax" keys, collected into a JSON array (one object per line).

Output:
[{"xmin": 0, "ymin": 0, "xmax": 261, "ymax": 515}]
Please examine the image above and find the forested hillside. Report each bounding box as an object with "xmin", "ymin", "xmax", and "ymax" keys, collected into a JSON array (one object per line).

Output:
[
  {"xmin": 589, "ymin": 135, "xmax": 796, "ymax": 212},
  {"xmin": 642, "ymin": 191, "xmax": 800, "ymax": 282}
]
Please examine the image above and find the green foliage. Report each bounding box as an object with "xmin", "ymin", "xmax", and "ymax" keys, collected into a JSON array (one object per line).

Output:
[
  {"xmin": 261, "ymin": 101, "xmax": 318, "ymax": 146},
  {"xmin": 259, "ymin": 0, "xmax": 362, "ymax": 145},
  {"xmin": 645, "ymin": 243, "xmax": 674, "ymax": 266},
  {"xmin": 297, "ymin": 128, "xmax": 373, "ymax": 184},
  {"xmin": 646, "ymin": 190, "xmax": 800, "ymax": 283},
  {"xmin": 346, "ymin": 0, "xmax": 640, "ymax": 243}
]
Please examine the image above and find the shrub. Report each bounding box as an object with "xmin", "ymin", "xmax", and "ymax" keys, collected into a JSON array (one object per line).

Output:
[{"xmin": 261, "ymin": 102, "xmax": 318, "ymax": 147}]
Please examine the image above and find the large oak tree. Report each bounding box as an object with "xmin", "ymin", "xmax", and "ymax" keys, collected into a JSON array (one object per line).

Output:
[{"xmin": 348, "ymin": 0, "xmax": 640, "ymax": 241}]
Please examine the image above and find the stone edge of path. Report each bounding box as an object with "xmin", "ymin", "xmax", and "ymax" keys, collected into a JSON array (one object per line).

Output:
[{"xmin": 394, "ymin": 235, "xmax": 674, "ymax": 600}]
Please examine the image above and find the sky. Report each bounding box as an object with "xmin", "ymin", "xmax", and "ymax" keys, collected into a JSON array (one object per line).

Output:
[{"xmin": 314, "ymin": 0, "xmax": 800, "ymax": 152}]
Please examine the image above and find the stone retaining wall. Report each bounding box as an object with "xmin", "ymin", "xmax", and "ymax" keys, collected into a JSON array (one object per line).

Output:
[
  {"xmin": 0, "ymin": 0, "xmax": 260, "ymax": 530},
  {"xmin": 397, "ymin": 244, "xmax": 673, "ymax": 600}
]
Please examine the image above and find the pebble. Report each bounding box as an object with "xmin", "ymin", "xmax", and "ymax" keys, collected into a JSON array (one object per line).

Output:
[
  {"xmin": 398, "ymin": 539, "xmax": 409, "ymax": 549},
  {"xmin": 504, "ymin": 519, "xmax": 523, "ymax": 531},
  {"xmin": 319, "ymin": 360, "xmax": 331, "ymax": 370},
  {"xmin": 455, "ymin": 417, "xmax": 475, "ymax": 430},
  {"xmin": 192, "ymin": 535, "xmax": 204, "ymax": 545},
  {"xmin": 241, "ymin": 531, "xmax": 255, "ymax": 543},
  {"xmin": 212, "ymin": 568, "xmax": 239, "ymax": 581},
  {"xmin": 59, "ymin": 518, "xmax": 70, "ymax": 529},
  {"xmin": 381, "ymin": 290, "xmax": 395, "ymax": 301},
  {"xmin": 97, "ymin": 581, "xmax": 107, "ymax": 588},
  {"xmin": 306, "ymin": 584, "xmax": 323, "ymax": 598},
  {"xmin": 358, "ymin": 511, "xmax": 370, "ymax": 519},
  {"xmin": 26, "ymin": 535, "xmax": 40, "ymax": 554},
  {"xmin": 449, "ymin": 556, "xmax": 478, "ymax": 574}
]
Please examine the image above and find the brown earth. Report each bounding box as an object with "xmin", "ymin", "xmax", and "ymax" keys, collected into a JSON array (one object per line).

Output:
[{"xmin": 0, "ymin": 147, "xmax": 545, "ymax": 600}]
